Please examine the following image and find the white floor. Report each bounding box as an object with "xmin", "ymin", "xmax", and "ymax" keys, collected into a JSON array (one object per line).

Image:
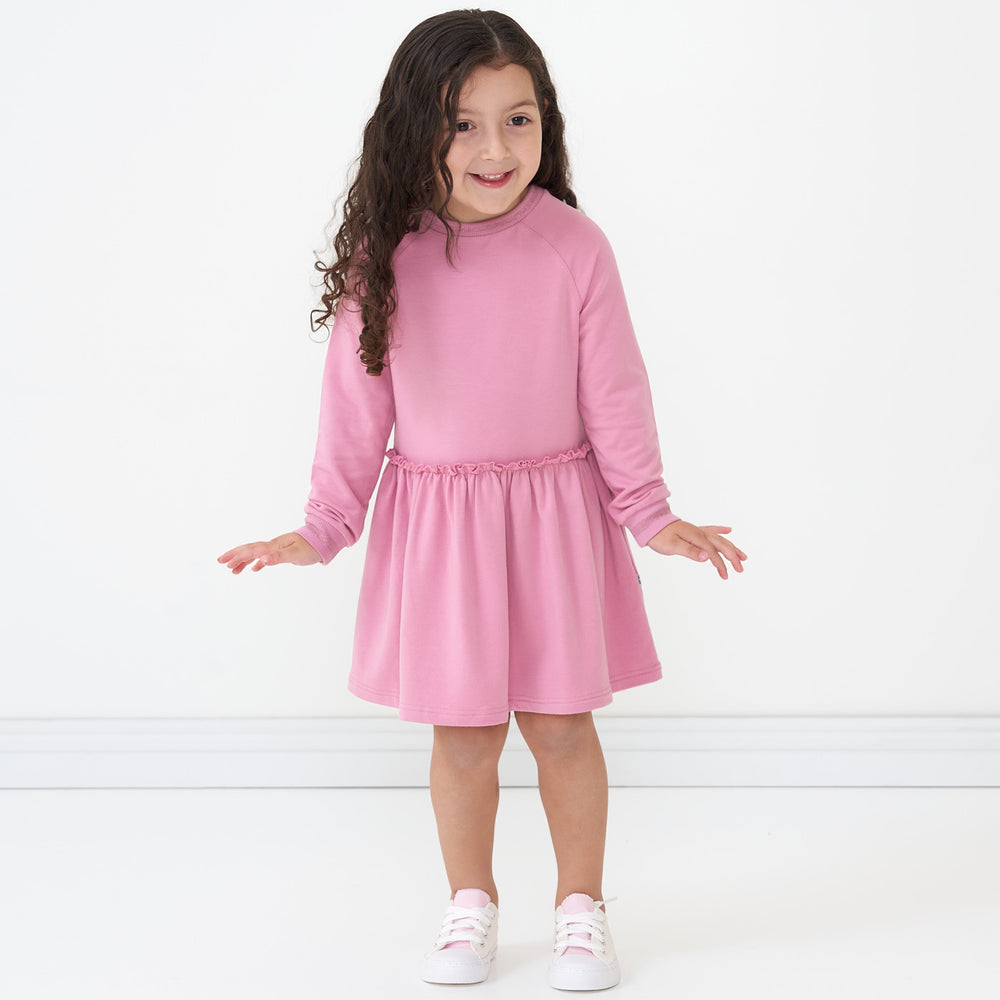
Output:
[{"xmin": 1, "ymin": 787, "xmax": 998, "ymax": 999}]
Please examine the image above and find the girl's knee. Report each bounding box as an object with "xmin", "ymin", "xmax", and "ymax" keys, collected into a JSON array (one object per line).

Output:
[
  {"xmin": 432, "ymin": 718, "xmax": 509, "ymax": 769},
  {"xmin": 514, "ymin": 710, "xmax": 597, "ymax": 759}
]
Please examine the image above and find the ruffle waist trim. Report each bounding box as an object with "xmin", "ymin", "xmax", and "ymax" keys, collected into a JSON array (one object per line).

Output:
[{"xmin": 384, "ymin": 441, "xmax": 592, "ymax": 476}]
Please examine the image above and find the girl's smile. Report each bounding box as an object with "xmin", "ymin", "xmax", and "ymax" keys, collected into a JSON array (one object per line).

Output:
[
  {"xmin": 470, "ymin": 170, "xmax": 514, "ymax": 188},
  {"xmin": 435, "ymin": 63, "xmax": 543, "ymax": 223}
]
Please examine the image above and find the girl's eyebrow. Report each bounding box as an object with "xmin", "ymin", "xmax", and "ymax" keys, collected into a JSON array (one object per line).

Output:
[{"xmin": 457, "ymin": 99, "xmax": 538, "ymax": 115}]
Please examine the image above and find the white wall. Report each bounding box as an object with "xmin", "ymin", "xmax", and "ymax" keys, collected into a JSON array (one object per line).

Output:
[{"xmin": 2, "ymin": 0, "xmax": 997, "ymax": 720}]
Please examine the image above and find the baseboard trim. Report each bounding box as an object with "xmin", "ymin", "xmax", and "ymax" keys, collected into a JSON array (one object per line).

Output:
[{"xmin": 1, "ymin": 715, "xmax": 998, "ymax": 788}]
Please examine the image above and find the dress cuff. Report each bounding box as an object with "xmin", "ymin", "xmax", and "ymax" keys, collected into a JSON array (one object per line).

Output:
[
  {"xmin": 292, "ymin": 524, "xmax": 349, "ymax": 566},
  {"xmin": 628, "ymin": 509, "xmax": 681, "ymax": 548}
]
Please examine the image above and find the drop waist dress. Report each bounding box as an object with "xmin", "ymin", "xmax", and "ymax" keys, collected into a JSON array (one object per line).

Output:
[{"xmin": 293, "ymin": 183, "xmax": 680, "ymax": 726}]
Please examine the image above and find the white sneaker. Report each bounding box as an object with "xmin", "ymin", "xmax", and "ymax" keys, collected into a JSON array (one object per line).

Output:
[
  {"xmin": 421, "ymin": 888, "xmax": 499, "ymax": 984},
  {"xmin": 548, "ymin": 893, "xmax": 621, "ymax": 991}
]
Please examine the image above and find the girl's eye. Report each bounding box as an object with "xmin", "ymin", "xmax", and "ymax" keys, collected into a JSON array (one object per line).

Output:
[{"xmin": 454, "ymin": 116, "xmax": 531, "ymax": 133}]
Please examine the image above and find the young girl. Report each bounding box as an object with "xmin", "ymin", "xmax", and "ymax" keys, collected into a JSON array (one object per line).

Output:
[{"xmin": 219, "ymin": 8, "xmax": 745, "ymax": 991}]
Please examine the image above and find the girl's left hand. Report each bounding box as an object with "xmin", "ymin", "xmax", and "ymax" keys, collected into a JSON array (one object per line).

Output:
[{"xmin": 646, "ymin": 521, "xmax": 748, "ymax": 580}]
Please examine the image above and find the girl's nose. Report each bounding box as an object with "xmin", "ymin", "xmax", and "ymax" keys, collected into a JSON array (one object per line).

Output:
[{"xmin": 479, "ymin": 126, "xmax": 510, "ymax": 159}]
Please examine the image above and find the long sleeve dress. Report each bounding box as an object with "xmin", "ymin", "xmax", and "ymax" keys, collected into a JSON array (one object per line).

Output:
[{"xmin": 293, "ymin": 183, "xmax": 679, "ymax": 726}]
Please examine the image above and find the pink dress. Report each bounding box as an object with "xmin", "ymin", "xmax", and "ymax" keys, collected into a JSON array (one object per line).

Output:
[{"xmin": 294, "ymin": 184, "xmax": 679, "ymax": 726}]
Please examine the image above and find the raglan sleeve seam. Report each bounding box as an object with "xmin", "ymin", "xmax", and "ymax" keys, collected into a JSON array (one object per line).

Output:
[
  {"xmin": 291, "ymin": 295, "xmax": 396, "ymax": 565},
  {"xmin": 575, "ymin": 222, "xmax": 679, "ymax": 546}
]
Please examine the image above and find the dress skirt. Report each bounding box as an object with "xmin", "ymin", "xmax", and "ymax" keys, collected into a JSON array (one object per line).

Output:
[{"xmin": 348, "ymin": 441, "xmax": 663, "ymax": 726}]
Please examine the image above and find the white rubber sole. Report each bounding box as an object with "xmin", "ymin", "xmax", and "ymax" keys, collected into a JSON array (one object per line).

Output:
[
  {"xmin": 548, "ymin": 956, "xmax": 621, "ymax": 991},
  {"xmin": 421, "ymin": 946, "xmax": 497, "ymax": 984}
]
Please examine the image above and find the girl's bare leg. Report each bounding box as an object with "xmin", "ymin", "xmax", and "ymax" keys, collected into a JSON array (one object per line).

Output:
[
  {"xmin": 513, "ymin": 710, "xmax": 608, "ymax": 908},
  {"xmin": 429, "ymin": 718, "xmax": 510, "ymax": 906}
]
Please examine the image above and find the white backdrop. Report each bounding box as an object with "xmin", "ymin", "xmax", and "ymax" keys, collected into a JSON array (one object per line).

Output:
[{"xmin": 2, "ymin": 0, "xmax": 997, "ymax": 721}]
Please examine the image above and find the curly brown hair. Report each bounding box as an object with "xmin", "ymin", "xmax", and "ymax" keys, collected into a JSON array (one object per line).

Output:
[{"xmin": 309, "ymin": 9, "xmax": 578, "ymax": 375}]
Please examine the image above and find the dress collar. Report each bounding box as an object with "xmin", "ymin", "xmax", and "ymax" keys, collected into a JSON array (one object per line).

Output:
[{"xmin": 420, "ymin": 183, "xmax": 545, "ymax": 237}]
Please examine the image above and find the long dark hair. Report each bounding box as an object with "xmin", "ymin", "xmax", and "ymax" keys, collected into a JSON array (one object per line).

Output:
[{"xmin": 310, "ymin": 9, "xmax": 578, "ymax": 375}]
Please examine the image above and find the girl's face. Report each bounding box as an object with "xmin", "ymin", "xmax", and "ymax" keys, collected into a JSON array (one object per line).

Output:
[{"xmin": 434, "ymin": 62, "xmax": 543, "ymax": 223}]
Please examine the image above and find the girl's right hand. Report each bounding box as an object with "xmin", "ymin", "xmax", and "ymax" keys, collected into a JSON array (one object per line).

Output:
[{"xmin": 217, "ymin": 532, "xmax": 321, "ymax": 574}]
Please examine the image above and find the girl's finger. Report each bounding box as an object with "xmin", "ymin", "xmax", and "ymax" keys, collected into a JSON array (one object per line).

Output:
[
  {"xmin": 220, "ymin": 549, "xmax": 252, "ymax": 564},
  {"xmin": 254, "ymin": 548, "xmax": 283, "ymax": 571},
  {"xmin": 680, "ymin": 541, "xmax": 709, "ymax": 562},
  {"xmin": 706, "ymin": 532, "xmax": 748, "ymax": 567},
  {"xmin": 220, "ymin": 546, "xmax": 250, "ymax": 563},
  {"xmin": 231, "ymin": 550, "xmax": 265, "ymax": 573},
  {"xmin": 220, "ymin": 542, "xmax": 270, "ymax": 566},
  {"xmin": 718, "ymin": 538, "xmax": 743, "ymax": 559},
  {"xmin": 710, "ymin": 547, "xmax": 729, "ymax": 579},
  {"xmin": 690, "ymin": 536, "xmax": 728, "ymax": 579},
  {"xmin": 717, "ymin": 545, "xmax": 744, "ymax": 573}
]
